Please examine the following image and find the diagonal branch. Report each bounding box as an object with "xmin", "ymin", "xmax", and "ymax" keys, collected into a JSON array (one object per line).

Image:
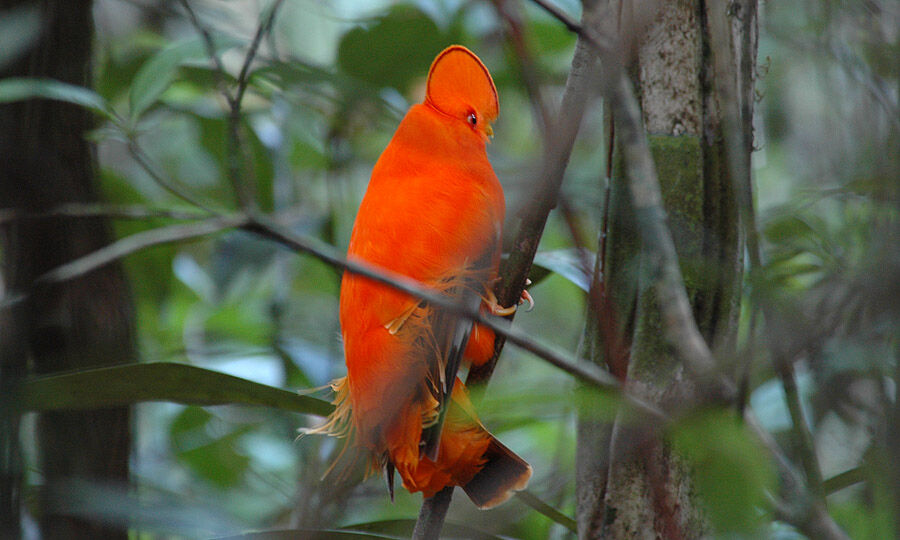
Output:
[
  {"xmin": 0, "ymin": 214, "xmax": 249, "ymax": 311},
  {"xmin": 127, "ymin": 139, "xmax": 218, "ymax": 213},
  {"xmin": 178, "ymin": 0, "xmax": 236, "ymax": 106},
  {"xmin": 244, "ymin": 216, "xmax": 649, "ymax": 406},
  {"xmin": 234, "ymin": 0, "xmax": 285, "ymax": 108},
  {"xmin": 0, "ymin": 203, "xmax": 208, "ymax": 226}
]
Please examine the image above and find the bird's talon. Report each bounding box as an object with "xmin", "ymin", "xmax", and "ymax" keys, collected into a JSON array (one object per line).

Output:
[
  {"xmin": 519, "ymin": 289, "xmax": 535, "ymax": 312},
  {"xmin": 491, "ymin": 303, "xmax": 517, "ymax": 316}
]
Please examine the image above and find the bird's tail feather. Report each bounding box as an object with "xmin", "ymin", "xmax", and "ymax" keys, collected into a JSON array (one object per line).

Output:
[{"xmin": 462, "ymin": 436, "xmax": 532, "ymax": 509}]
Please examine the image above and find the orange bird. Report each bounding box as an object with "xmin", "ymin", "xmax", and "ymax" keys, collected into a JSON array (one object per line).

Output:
[{"xmin": 311, "ymin": 45, "xmax": 531, "ymax": 508}]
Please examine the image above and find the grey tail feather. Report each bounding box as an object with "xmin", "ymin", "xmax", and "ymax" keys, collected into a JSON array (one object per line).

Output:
[
  {"xmin": 384, "ymin": 460, "xmax": 395, "ymax": 502},
  {"xmin": 421, "ymin": 292, "xmax": 481, "ymax": 461},
  {"xmin": 462, "ymin": 436, "xmax": 532, "ymax": 509}
]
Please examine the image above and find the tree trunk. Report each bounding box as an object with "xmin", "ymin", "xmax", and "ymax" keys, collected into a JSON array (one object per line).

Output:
[
  {"xmin": 0, "ymin": 1, "xmax": 135, "ymax": 538},
  {"xmin": 577, "ymin": 1, "xmax": 757, "ymax": 537}
]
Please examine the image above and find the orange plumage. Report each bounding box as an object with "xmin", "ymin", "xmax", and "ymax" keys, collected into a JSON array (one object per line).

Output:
[{"xmin": 319, "ymin": 45, "xmax": 531, "ymax": 508}]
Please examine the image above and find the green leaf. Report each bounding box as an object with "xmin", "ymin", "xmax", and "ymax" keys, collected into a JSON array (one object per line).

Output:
[
  {"xmin": 670, "ymin": 409, "xmax": 774, "ymax": 533},
  {"xmin": 532, "ymin": 248, "xmax": 595, "ymax": 292},
  {"xmin": 0, "ymin": 77, "xmax": 115, "ymax": 119},
  {"xmin": 129, "ymin": 35, "xmax": 239, "ymax": 120},
  {"xmin": 528, "ymin": 17, "xmax": 577, "ymax": 55},
  {"xmin": 178, "ymin": 426, "xmax": 252, "ymax": 488},
  {"xmin": 21, "ymin": 362, "xmax": 333, "ymax": 417},
  {"xmin": 336, "ymin": 6, "xmax": 453, "ymax": 93}
]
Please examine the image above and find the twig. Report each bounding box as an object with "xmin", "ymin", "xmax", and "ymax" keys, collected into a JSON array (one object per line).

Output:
[
  {"xmin": 32, "ymin": 215, "xmax": 248, "ymax": 287},
  {"xmin": 821, "ymin": 466, "xmax": 864, "ymax": 495},
  {"xmin": 127, "ymin": 139, "xmax": 217, "ymax": 213},
  {"xmin": 491, "ymin": 0, "xmax": 552, "ymax": 132},
  {"xmin": 0, "ymin": 203, "xmax": 208, "ymax": 226},
  {"xmin": 224, "ymin": 0, "xmax": 286, "ymax": 213},
  {"xmin": 178, "ymin": 0, "xmax": 265, "ymax": 211},
  {"xmin": 178, "ymin": 0, "xmax": 236, "ymax": 106},
  {"xmin": 744, "ymin": 412, "xmax": 850, "ymax": 540},
  {"xmin": 1, "ymin": 214, "xmax": 246, "ymax": 311},
  {"xmin": 0, "ymin": 203, "xmax": 642, "ymax": 405},
  {"xmin": 515, "ymin": 490, "xmax": 577, "ymax": 533},
  {"xmin": 234, "ymin": 0, "xmax": 285, "ymax": 108}
]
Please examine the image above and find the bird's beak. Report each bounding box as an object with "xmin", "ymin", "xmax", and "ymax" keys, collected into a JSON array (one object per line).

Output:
[{"xmin": 485, "ymin": 124, "xmax": 494, "ymax": 139}]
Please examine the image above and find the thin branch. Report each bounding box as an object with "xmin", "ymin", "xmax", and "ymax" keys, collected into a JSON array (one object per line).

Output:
[
  {"xmin": 222, "ymin": 0, "xmax": 288, "ymax": 213},
  {"xmin": 514, "ymin": 490, "xmax": 578, "ymax": 533},
  {"xmin": 243, "ymin": 216, "xmax": 659, "ymax": 412},
  {"xmin": 127, "ymin": 139, "xmax": 218, "ymax": 213},
  {"xmin": 491, "ymin": 0, "xmax": 553, "ymax": 132},
  {"xmin": 0, "ymin": 202, "xmax": 640, "ymax": 405},
  {"xmin": 234, "ymin": 0, "xmax": 285, "ymax": 108},
  {"xmin": 1, "ymin": 214, "xmax": 247, "ymax": 311},
  {"xmin": 178, "ymin": 0, "xmax": 261, "ymax": 211},
  {"xmin": 822, "ymin": 466, "xmax": 864, "ymax": 495},
  {"xmin": 33, "ymin": 215, "xmax": 247, "ymax": 287},
  {"xmin": 178, "ymin": 0, "xmax": 236, "ymax": 107},
  {"xmin": 0, "ymin": 203, "xmax": 208, "ymax": 226},
  {"xmin": 745, "ymin": 412, "xmax": 850, "ymax": 540}
]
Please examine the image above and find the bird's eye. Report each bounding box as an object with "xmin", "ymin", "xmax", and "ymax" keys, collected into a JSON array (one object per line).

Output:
[{"xmin": 467, "ymin": 113, "xmax": 477, "ymax": 126}]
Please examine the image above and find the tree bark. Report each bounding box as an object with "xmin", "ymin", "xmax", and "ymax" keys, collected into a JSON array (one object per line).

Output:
[
  {"xmin": 576, "ymin": 0, "xmax": 757, "ymax": 537},
  {"xmin": 0, "ymin": 1, "xmax": 135, "ymax": 538}
]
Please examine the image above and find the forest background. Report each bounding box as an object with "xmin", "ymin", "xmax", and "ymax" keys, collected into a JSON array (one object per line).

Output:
[{"xmin": 1, "ymin": 0, "xmax": 897, "ymax": 539}]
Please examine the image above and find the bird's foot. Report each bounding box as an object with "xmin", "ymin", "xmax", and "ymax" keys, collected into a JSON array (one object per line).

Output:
[{"xmin": 483, "ymin": 279, "xmax": 534, "ymax": 316}]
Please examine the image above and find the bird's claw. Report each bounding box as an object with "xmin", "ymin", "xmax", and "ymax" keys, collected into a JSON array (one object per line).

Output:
[
  {"xmin": 484, "ymin": 289, "xmax": 517, "ymax": 316},
  {"xmin": 519, "ymin": 288, "xmax": 535, "ymax": 312},
  {"xmin": 483, "ymin": 279, "xmax": 535, "ymax": 315}
]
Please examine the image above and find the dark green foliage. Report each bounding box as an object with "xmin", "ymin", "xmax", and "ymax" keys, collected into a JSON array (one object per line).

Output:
[{"xmin": 337, "ymin": 6, "xmax": 459, "ymax": 94}]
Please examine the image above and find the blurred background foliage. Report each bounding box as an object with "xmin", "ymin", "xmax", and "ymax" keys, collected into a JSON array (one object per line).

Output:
[{"xmin": 3, "ymin": 0, "xmax": 898, "ymax": 538}]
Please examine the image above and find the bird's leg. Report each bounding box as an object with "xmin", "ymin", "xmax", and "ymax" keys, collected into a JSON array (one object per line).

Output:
[{"xmin": 482, "ymin": 279, "xmax": 534, "ymax": 316}]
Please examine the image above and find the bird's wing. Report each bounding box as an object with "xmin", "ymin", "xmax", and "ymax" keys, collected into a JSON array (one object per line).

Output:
[{"xmin": 418, "ymin": 239, "xmax": 497, "ymax": 461}]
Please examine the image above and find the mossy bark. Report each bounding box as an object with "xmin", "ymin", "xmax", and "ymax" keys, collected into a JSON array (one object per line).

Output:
[{"xmin": 576, "ymin": 0, "xmax": 751, "ymax": 538}]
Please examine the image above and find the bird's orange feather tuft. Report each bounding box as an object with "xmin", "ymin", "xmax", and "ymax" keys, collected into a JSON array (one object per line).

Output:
[{"xmin": 426, "ymin": 45, "xmax": 499, "ymax": 131}]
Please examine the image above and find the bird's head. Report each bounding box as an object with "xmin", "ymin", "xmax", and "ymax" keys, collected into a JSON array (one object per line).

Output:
[{"xmin": 424, "ymin": 45, "xmax": 499, "ymax": 143}]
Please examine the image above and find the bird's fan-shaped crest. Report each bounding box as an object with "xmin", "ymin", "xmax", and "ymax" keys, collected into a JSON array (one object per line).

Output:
[{"xmin": 425, "ymin": 45, "xmax": 499, "ymax": 123}]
